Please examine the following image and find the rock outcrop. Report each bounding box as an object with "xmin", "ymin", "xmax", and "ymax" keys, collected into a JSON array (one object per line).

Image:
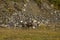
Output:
[{"xmin": 0, "ymin": 0, "xmax": 60, "ymax": 28}]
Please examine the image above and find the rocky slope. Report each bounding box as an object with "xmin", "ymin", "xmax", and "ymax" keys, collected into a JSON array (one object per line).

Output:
[{"xmin": 0, "ymin": 0, "xmax": 60, "ymax": 28}]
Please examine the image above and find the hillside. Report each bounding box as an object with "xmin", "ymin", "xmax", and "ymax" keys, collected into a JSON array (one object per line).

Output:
[
  {"xmin": 0, "ymin": 0, "xmax": 60, "ymax": 28},
  {"xmin": 0, "ymin": 0, "xmax": 60, "ymax": 40}
]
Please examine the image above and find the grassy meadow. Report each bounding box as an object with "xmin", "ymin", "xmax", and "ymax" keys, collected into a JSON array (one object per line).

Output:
[{"xmin": 0, "ymin": 25, "xmax": 60, "ymax": 40}]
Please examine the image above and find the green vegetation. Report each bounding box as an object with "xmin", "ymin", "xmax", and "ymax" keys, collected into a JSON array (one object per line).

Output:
[
  {"xmin": 0, "ymin": 25, "xmax": 60, "ymax": 40},
  {"xmin": 48, "ymin": 0, "xmax": 60, "ymax": 10},
  {"xmin": 34, "ymin": 0, "xmax": 60, "ymax": 10}
]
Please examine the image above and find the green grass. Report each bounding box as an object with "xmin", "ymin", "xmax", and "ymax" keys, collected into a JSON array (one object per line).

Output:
[{"xmin": 0, "ymin": 26, "xmax": 60, "ymax": 40}]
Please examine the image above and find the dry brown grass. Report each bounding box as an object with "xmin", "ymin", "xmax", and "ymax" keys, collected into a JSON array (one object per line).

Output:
[{"xmin": 0, "ymin": 26, "xmax": 60, "ymax": 40}]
